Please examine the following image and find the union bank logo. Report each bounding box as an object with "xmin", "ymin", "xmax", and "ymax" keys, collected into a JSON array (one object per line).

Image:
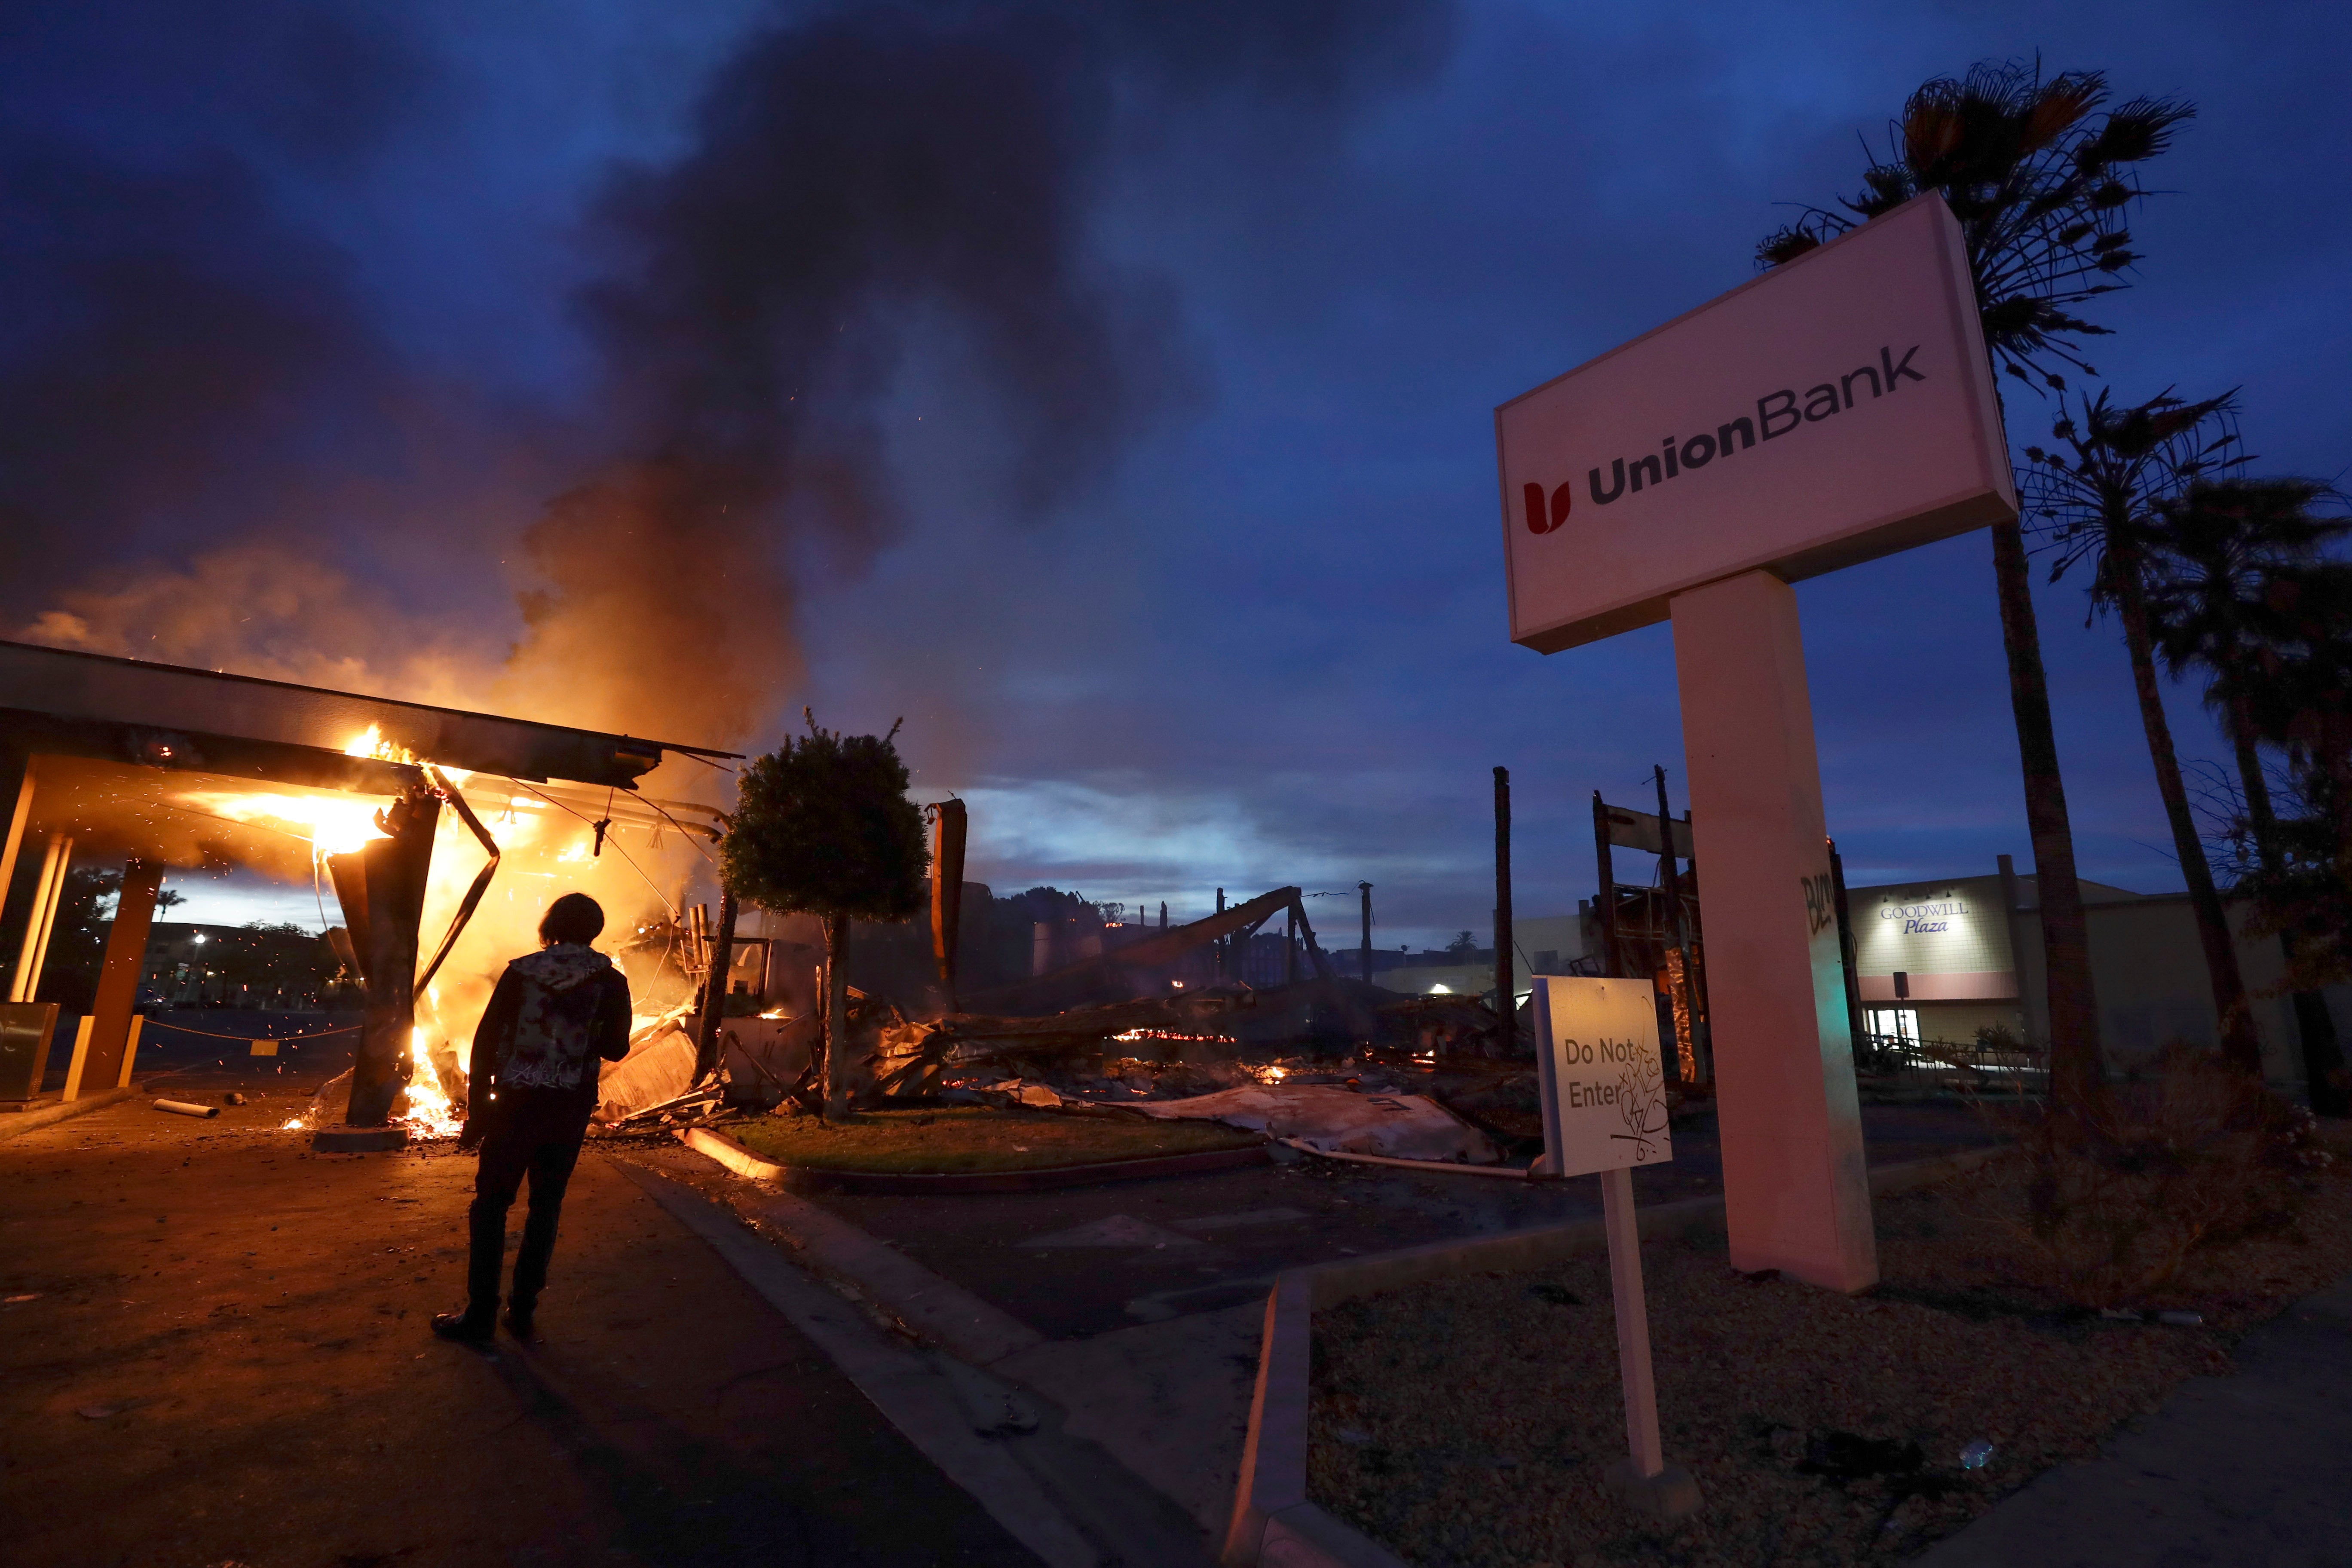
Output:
[{"xmin": 1521, "ymin": 344, "xmax": 1929, "ymax": 535}]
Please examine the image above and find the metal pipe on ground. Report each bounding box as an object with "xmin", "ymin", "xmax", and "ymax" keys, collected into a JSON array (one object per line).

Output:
[{"xmin": 153, "ymin": 1098, "xmax": 219, "ymax": 1119}]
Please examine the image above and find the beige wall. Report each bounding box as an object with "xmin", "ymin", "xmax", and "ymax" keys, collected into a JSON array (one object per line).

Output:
[
  {"xmin": 1851, "ymin": 875, "xmax": 2013, "ymax": 986},
  {"xmin": 1849, "ymin": 868, "xmax": 2345, "ymax": 1095}
]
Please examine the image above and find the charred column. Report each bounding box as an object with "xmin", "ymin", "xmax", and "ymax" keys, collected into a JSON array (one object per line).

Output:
[
  {"xmin": 1214, "ymin": 888, "xmax": 1226, "ymax": 980},
  {"xmin": 927, "ymin": 799, "xmax": 968, "ymax": 1011},
  {"xmin": 1359, "ymin": 882, "xmax": 1373, "ymax": 985},
  {"xmin": 339, "ymin": 783, "xmax": 440, "ymax": 1128},
  {"xmin": 1494, "ymin": 767, "xmax": 1514, "ymax": 1053}
]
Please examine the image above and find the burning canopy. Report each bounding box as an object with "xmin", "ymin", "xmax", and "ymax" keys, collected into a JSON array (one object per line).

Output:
[{"xmin": 0, "ymin": 637, "xmax": 739, "ymax": 1133}]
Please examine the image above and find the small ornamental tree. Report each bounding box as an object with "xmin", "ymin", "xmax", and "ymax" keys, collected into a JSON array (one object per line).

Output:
[{"xmin": 723, "ymin": 713, "xmax": 928, "ymax": 1119}]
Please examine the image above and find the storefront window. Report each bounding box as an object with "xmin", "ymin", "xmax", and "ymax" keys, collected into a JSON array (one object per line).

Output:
[{"xmin": 1864, "ymin": 1007, "xmax": 1919, "ymax": 1047}]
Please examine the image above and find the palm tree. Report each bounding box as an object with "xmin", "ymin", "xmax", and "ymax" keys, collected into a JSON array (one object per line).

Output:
[
  {"xmin": 2234, "ymin": 561, "xmax": 2352, "ymax": 992},
  {"xmin": 1758, "ymin": 61, "xmax": 2194, "ymax": 1111},
  {"xmin": 2023, "ymin": 389, "xmax": 2264, "ymax": 1074},
  {"xmin": 2147, "ymin": 478, "xmax": 2350, "ymax": 867},
  {"xmin": 2147, "ymin": 479, "xmax": 2352, "ymax": 1112}
]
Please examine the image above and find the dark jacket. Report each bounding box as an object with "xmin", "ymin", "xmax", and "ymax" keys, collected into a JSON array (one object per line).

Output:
[{"xmin": 467, "ymin": 943, "xmax": 633, "ymax": 1121}]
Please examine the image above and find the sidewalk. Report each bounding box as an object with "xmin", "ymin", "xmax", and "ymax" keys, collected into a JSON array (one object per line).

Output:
[
  {"xmin": 1914, "ymin": 1268, "xmax": 2352, "ymax": 1567},
  {"xmin": 0, "ymin": 1087, "xmax": 1041, "ymax": 1568}
]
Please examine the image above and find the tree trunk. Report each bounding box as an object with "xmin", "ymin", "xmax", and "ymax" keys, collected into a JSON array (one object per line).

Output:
[
  {"xmin": 2229, "ymin": 693, "xmax": 2347, "ymax": 1112},
  {"xmin": 1989, "ymin": 516, "xmax": 2104, "ymax": 1111},
  {"xmin": 2111, "ymin": 557, "xmax": 2265, "ymax": 1075},
  {"xmin": 822, "ymin": 910, "xmax": 851, "ymax": 1121}
]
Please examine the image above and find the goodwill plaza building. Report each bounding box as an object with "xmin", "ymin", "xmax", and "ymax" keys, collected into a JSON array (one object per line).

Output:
[{"xmin": 1852, "ymin": 855, "xmax": 2347, "ymax": 1096}]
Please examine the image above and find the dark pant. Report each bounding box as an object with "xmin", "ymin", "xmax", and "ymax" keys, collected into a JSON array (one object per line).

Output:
[{"xmin": 466, "ymin": 1088, "xmax": 592, "ymax": 1317}]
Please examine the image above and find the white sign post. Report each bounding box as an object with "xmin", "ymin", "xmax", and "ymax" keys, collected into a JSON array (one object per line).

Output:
[
  {"xmin": 1531, "ymin": 974, "xmax": 1700, "ymax": 1519},
  {"xmin": 1499, "ymin": 193, "xmax": 2017, "ymax": 1294}
]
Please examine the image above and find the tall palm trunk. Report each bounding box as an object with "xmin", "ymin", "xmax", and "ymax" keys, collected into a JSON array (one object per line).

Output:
[
  {"xmin": 822, "ymin": 910, "xmax": 852, "ymax": 1121},
  {"xmin": 2229, "ymin": 692, "xmax": 2347, "ymax": 1112},
  {"xmin": 2109, "ymin": 551, "xmax": 2265, "ymax": 1075},
  {"xmin": 1990, "ymin": 516, "xmax": 2106, "ymax": 1112}
]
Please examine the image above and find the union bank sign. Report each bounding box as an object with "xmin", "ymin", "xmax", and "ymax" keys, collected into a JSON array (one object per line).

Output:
[{"xmin": 1494, "ymin": 193, "xmax": 2015, "ymax": 653}]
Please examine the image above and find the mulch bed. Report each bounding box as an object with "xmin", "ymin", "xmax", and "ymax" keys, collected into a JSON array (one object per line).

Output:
[{"xmin": 1308, "ymin": 1141, "xmax": 2352, "ymax": 1566}]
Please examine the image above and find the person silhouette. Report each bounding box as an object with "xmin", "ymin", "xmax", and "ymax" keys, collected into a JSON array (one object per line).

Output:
[{"xmin": 433, "ymin": 891, "xmax": 632, "ymax": 1342}]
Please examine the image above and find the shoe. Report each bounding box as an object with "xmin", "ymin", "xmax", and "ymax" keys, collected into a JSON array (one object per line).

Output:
[
  {"xmin": 432, "ymin": 1311, "xmax": 495, "ymax": 1343},
  {"xmin": 502, "ymin": 1305, "xmax": 536, "ymax": 1340}
]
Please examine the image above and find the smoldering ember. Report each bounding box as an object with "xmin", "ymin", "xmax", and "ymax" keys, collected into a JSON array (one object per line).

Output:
[{"xmin": 4, "ymin": 14, "xmax": 2350, "ymax": 1568}]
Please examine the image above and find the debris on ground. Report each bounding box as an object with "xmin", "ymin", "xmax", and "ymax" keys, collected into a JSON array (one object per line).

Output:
[{"xmin": 1127, "ymin": 1084, "xmax": 1500, "ymax": 1164}]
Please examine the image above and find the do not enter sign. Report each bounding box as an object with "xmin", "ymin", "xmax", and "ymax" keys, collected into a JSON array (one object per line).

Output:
[
  {"xmin": 1531, "ymin": 976, "xmax": 1673, "ymax": 1179},
  {"xmin": 1528, "ymin": 974, "xmax": 1702, "ymax": 1515}
]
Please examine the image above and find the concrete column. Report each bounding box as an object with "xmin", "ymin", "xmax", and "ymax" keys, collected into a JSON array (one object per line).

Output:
[
  {"xmin": 10, "ymin": 835, "xmax": 70, "ymax": 1005},
  {"xmin": 0, "ymin": 748, "xmax": 31, "ymax": 947},
  {"xmin": 1669, "ymin": 570, "xmax": 1875, "ymax": 1292},
  {"xmin": 66, "ymin": 857, "xmax": 162, "ymax": 1100}
]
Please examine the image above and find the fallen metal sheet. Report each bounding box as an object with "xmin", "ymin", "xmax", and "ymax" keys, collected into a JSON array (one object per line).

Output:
[
  {"xmin": 1127, "ymin": 1084, "xmax": 1499, "ymax": 1164},
  {"xmin": 596, "ymin": 1024, "xmax": 697, "ymax": 1121}
]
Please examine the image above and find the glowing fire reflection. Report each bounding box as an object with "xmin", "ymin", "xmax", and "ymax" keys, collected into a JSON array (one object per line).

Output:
[{"xmin": 181, "ymin": 789, "xmax": 391, "ymax": 857}]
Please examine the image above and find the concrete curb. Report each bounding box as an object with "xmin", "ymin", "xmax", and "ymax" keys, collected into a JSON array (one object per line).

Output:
[
  {"xmin": 1219, "ymin": 1143, "xmax": 2008, "ymax": 1568},
  {"xmin": 681, "ymin": 1123, "xmax": 1270, "ymax": 1194},
  {"xmin": 0, "ymin": 1085, "xmax": 141, "ymax": 1142},
  {"xmin": 616, "ymin": 1161, "xmax": 1213, "ymax": 1568}
]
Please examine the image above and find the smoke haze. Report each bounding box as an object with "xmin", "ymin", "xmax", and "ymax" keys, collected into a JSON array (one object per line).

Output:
[
  {"xmin": 6, "ymin": 0, "xmax": 1454, "ymax": 762},
  {"xmin": 12, "ymin": 1, "xmax": 2334, "ymax": 948}
]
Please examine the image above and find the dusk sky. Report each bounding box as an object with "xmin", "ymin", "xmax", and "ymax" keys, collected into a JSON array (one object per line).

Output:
[{"xmin": 6, "ymin": 1, "xmax": 2347, "ymax": 947}]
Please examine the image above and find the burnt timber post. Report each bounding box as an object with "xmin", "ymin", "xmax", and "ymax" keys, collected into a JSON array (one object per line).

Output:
[
  {"xmin": 343, "ymin": 784, "xmax": 439, "ymax": 1127},
  {"xmin": 1592, "ymin": 791, "xmax": 1620, "ymax": 979},
  {"xmin": 694, "ymin": 884, "xmax": 739, "ymax": 1084},
  {"xmin": 1358, "ymin": 882, "xmax": 1373, "ymax": 985},
  {"xmin": 1494, "ymin": 766, "xmax": 1514, "ymax": 1053},
  {"xmin": 1654, "ymin": 765, "xmax": 1700, "ymax": 1083},
  {"xmin": 927, "ymin": 799, "xmax": 968, "ymax": 1011}
]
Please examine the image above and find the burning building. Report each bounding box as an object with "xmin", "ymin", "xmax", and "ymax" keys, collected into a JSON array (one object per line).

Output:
[{"xmin": 0, "ymin": 637, "xmax": 736, "ymax": 1145}]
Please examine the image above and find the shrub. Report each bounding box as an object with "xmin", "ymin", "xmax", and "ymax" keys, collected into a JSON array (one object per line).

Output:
[{"xmin": 1997, "ymin": 1044, "xmax": 2331, "ymax": 1306}]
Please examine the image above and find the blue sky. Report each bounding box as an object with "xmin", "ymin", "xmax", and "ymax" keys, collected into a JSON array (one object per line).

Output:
[{"xmin": 7, "ymin": 1, "xmax": 2347, "ymax": 946}]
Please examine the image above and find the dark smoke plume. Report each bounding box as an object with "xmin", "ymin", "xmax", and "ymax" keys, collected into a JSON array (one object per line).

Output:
[{"xmin": 8, "ymin": 0, "xmax": 1456, "ymax": 752}]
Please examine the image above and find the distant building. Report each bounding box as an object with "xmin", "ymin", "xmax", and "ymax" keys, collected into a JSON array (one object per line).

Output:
[
  {"xmin": 1362, "ymin": 913, "xmax": 1593, "ymax": 1000},
  {"xmin": 1847, "ymin": 858, "xmax": 2347, "ymax": 1096}
]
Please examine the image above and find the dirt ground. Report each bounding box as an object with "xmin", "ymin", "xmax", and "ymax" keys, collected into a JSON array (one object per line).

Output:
[
  {"xmin": 1307, "ymin": 1143, "xmax": 2352, "ymax": 1568},
  {"xmin": 0, "ymin": 1069, "xmax": 1042, "ymax": 1568}
]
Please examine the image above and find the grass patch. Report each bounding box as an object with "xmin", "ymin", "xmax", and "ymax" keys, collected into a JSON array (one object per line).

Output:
[{"xmin": 725, "ymin": 1105, "xmax": 1261, "ymax": 1174}]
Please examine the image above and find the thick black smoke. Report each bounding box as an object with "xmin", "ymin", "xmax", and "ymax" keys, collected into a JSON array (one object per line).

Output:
[
  {"xmin": 0, "ymin": 3, "xmax": 435, "ymax": 601},
  {"xmin": 7, "ymin": 0, "xmax": 1456, "ymax": 747}
]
